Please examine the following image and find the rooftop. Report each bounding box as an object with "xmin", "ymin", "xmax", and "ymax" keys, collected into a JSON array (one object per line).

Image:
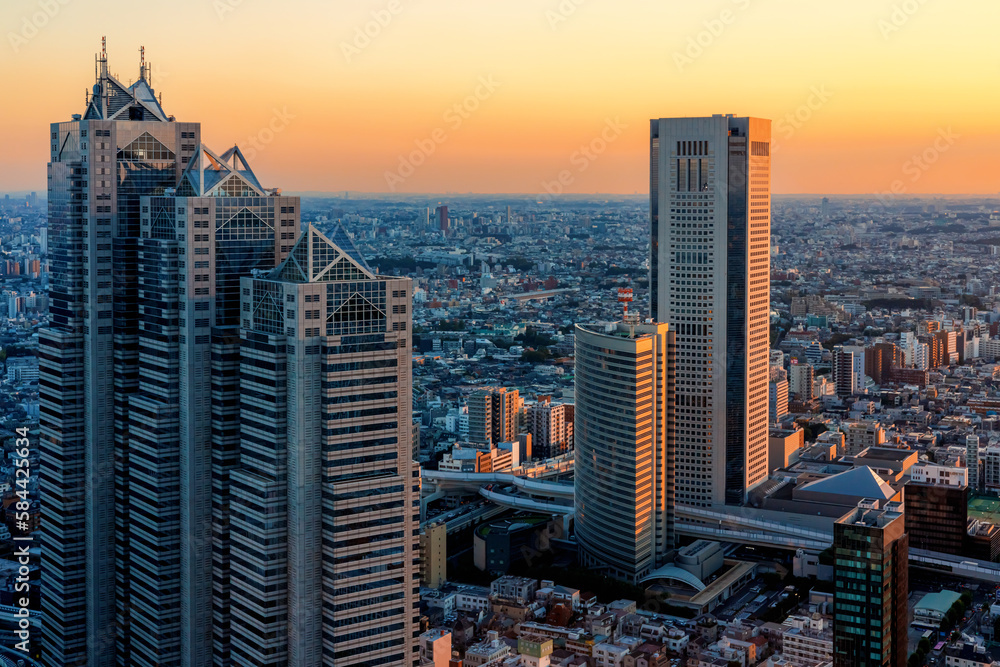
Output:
[
  {"xmin": 915, "ymin": 590, "xmax": 961, "ymax": 615},
  {"xmin": 798, "ymin": 466, "xmax": 895, "ymax": 501}
]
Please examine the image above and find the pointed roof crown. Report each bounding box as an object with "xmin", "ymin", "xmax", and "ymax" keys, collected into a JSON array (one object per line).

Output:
[
  {"xmin": 271, "ymin": 225, "xmax": 376, "ymax": 283},
  {"xmin": 176, "ymin": 144, "xmax": 266, "ymax": 197},
  {"xmin": 84, "ymin": 40, "xmax": 169, "ymax": 122}
]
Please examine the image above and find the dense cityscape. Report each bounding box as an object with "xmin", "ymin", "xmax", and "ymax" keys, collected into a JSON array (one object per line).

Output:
[{"xmin": 3, "ymin": 15, "xmax": 1000, "ymax": 667}]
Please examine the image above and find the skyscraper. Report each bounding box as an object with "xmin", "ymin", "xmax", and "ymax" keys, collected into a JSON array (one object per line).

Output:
[
  {"xmin": 904, "ymin": 463, "xmax": 968, "ymax": 555},
  {"xmin": 650, "ymin": 115, "xmax": 771, "ymax": 507},
  {"xmin": 833, "ymin": 501, "xmax": 908, "ymax": 667},
  {"xmin": 40, "ymin": 44, "xmax": 199, "ymax": 667},
  {"xmin": 132, "ymin": 147, "xmax": 299, "ymax": 665},
  {"xmin": 574, "ymin": 320, "xmax": 676, "ymax": 582},
  {"xmin": 436, "ymin": 205, "xmax": 449, "ymax": 235},
  {"xmin": 231, "ymin": 225, "xmax": 420, "ymax": 665},
  {"xmin": 40, "ymin": 45, "xmax": 298, "ymax": 667}
]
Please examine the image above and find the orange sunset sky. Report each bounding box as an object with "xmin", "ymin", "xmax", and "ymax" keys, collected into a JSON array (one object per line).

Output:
[{"xmin": 1, "ymin": 0, "xmax": 997, "ymax": 196}]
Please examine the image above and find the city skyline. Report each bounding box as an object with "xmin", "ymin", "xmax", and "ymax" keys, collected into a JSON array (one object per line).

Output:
[
  {"xmin": 2, "ymin": 0, "xmax": 999, "ymax": 195},
  {"xmin": 8, "ymin": 6, "xmax": 1000, "ymax": 667}
]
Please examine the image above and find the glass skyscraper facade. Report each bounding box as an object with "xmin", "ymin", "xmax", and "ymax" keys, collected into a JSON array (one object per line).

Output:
[
  {"xmin": 39, "ymin": 46, "xmax": 309, "ymax": 666},
  {"xmin": 41, "ymin": 47, "xmax": 198, "ymax": 667},
  {"xmin": 574, "ymin": 321, "xmax": 676, "ymax": 582},
  {"xmin": 233, "ymin": 226, "xmax": 420, "ymax": 665},
  {"xmin": 833, "ymin": 502, "xmax": 908, "ymax": 667},
  {"xmin": 650, "ymin": 115, "xmax": 771, "ymax": 507}
]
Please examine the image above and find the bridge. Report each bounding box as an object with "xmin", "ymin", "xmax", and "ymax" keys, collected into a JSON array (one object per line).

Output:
[
  {"xmin": 421, "ymin": 457, "xmax": 573, "ymax": 515},
  {"xmin": 422, "ymin": 461, "xmax": 1000, "ymax": 584},
  {"xmin": 504, "ymin": 288, "xmax": 579, "ymax": 302}
]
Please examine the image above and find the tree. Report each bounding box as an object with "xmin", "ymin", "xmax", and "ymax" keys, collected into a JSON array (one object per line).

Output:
[{"xmin": 521, "ymin": 349, "xmax": 551, "ymax": 364}]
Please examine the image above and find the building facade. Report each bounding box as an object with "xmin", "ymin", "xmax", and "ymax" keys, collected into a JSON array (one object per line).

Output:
[
  {"xmin": 39, "ymin": 46, "xmax": 201, "ymax": 667},
  {"xmin": 904, "ymin": 464, "xmax": 969, "ymax": 555},
  {"xmin": 650, "ymin": 115, "xmax": 771, "ymax": 507},
  {"xmin": 232, "ymin": 226, "xmax": 420, "ymax": 665},
  {"xmin": 132, "ymin": 148, "xmax": 299, "ymax": 665},
  {"xmin": 468, "ymin": 387, "xmax": 521, "ymax": 447},
  {"xmin": 833, "ymin": 501, "xmax": 908, "ymax": 667},
  {"xmin": 574, "ymin": 321, "xmax": 676, "ymax": 582},
  {"xmin": 967, "ymin": 435, "xmax": 981, "ymax": 493},
  {"xmin": 526, "ymin": 397, "xmax": 574, "ymax": 459},
  {"xmin": 844, "ymin": 422, "xmax": 886, "ymax": 457},
  {"xmin": 421, "ymin": 521, "xmax": 448, "ymax": 589},
  {"xmin": 833, "ymin": 346, "xmax": 866, "ymax": 397},
  {"xmin": 769, "ymin": 378, "xmax": 789, "ymax": 424},
  {"xmin": 789, "ymin": 362, "xmax": 815, "ymax": 401}
]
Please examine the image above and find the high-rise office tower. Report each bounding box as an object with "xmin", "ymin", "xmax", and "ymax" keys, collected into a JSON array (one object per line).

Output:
[
  {"xmin": 40, "ymin": 44, "xmax": 199, "ymax": 667},
  {"xmin": 574, "ymin": 320, "xmax": 676, "ymax": 582},
  {"xmin": 40, "ymin": 44, "xmax": 298, "ymax": 667},
  {"xmin": 437, "ymin": 205, "xmax": 449, "ymax": 235},
  {"xmin": 833, "ymin": 501, "xmax": 908, "ymax": 667},
  {"xmin": 650, "ymin": 115, "xmax": 771, "ymax": 506},
  {"xmin": 468, "ymin": 387, "xmax": 521, "ymax": 446},
  {"xmin": 132, "ymin": 148, "xmax": 299, "ymax": 665},
  {"xmin": 231, "ymin": 225, "xmax": 420, "ymax": 665},
  {"xmin": 904, "ymin": 463, "xmax": 968, "ymax": 555}
]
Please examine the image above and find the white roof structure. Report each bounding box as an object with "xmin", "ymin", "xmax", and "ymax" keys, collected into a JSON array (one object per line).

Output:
[
  {"xmin": 271, "ymin": 225, "xmax": 376, "ymax": 283},
  {"xmin": 798, "ymin": 466, "xmax": 896, "ymax": 501},
  {"xmin": 176, "ymin": 144, "xmax": 266, "ymax": 197}
]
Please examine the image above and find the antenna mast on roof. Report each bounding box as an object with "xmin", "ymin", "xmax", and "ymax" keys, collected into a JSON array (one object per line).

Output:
[{"xmin": 618, "ymin": 287, "xmax": 637, "ymax": 338}]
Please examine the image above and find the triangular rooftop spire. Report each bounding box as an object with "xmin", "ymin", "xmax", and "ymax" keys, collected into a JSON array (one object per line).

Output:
[
  {"xmin": 177, "ymin": 144, "xmax": 266, "ymax": 197},
  {"xmin": 85, "ymin": 39, "xmax": 169, "ymax": 122},
  {"xmin": 271, "ymin": 225, "xmax": 376, "ymax": 283}
]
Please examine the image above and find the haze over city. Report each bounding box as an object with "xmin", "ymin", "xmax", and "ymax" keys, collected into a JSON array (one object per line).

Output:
[{"xmin": 5, "ymin": 2, "xmax": 1000, "ymax": 667}]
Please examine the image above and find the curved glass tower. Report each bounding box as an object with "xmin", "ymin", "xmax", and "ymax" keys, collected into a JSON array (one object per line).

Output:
[{"xmin": 574, "ymin": 321, "xmax": 676, "ymax": 582}]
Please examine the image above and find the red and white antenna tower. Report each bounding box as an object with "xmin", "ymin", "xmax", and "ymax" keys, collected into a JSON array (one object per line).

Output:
[{"xmin": 618, "ymin": 287, "xmax": 638, "ymax": 337}]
